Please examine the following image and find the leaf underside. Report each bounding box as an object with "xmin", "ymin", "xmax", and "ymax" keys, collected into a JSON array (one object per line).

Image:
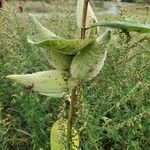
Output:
[
  {"xmin": 6, "ymin": 70, "xmax": 77, "ymax": 97},
  {"xmin": 28, "ymin": 37, "xmax": 94, "ymax": 55},
  {"xmin": 70, "ymin": 30, "xmax": 111, "ymax": 80},
  {"xmin": 42, "ymin": 49, "xmax": 73, "ymax": 71}
]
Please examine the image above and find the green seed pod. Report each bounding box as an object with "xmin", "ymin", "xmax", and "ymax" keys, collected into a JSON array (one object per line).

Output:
[
  {"xmin": 6, "ymin": 70, "xmax": 78, "ymax": 97},
  {"xmin": 70, "ymin": 30, "xmax": 111, "ymax": 81}
]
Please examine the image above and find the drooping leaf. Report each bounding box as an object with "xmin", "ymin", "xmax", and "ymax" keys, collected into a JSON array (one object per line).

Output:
[
  {"xmin": 51, "ymin": 119, "xmax": 79, "ymax": 150},
  {"xmin": 76, "ymin": 0, "xmax": 99, "ymax": 37},
  {"xmin": 6, "ymin": 70, "xmax": 78, "ymax": 97},
  {"xmin": 87, "ymin": 21, "xmax": 150, "ymax": 33},
  {"xmin": 70, "ymin": 30, "xmax": 111, "ymax": 80},
  {"xmin": 28, "ymin": 38, "xmax": 94, "ymax": 55}
]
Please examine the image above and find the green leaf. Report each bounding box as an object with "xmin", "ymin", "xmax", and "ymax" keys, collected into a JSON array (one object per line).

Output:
[
  {"xmin": 76, "ymin": 0, "xmax": 99, "ymax": 37},
  {"xmin": 51, "ymin": 119, "xmax": 79, "ymax": 150},
  {"xmin": 28, "ymin": 14, "xmax": 60, "ymax": 40},
  {"xmin": 28, "ymin": 14, "xmax": 73, "ymax": 70},
  {"xmin": 28, "ymin": 14, "xmax": 94, "ymax": 55},
  {"xmin": 28, "ymin": 38, "xmax": 94, "ymax": 55},
  {"xmin": 6, "ymin": 70, "xmax": 78, "ymax": 97},
  {"xmin": 70, "ymin": 30, "xmax": 111, "ymax": 80},
  {"xmin": 42, "ymin": 49, "xmax": 73, "ymax": 71},
  {"xmin": 87, "ymin": 21, "xmax": 150, "ymax": 33}
]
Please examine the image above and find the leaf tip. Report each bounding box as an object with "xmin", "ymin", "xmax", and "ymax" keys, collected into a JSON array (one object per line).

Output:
[{"xmin": 6, "ymin": 75, "xmax": 18, "ymax": 81}]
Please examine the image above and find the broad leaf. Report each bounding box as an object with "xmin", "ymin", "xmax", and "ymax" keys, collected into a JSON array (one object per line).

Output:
[
  {"xmin": 28, "ymin": 14, "xmax": 94, "ymax": 55},
  {"xmin": 70, "ymin": 30, "xmax": 111, "ymax": 80},
  {"xmin": 87, "ymin": 21, "xmax": 150, "ymax": 33},
  {"xmin": 6, "ymin": 70, "xmax": 78, "ymax": 97},
  {"xmin": 28, "ymin": 14, "xmax": 60, "ymax": 40},
  {"xmin": 28, "ymin": 37, "xmax": 94, "ymax": 55},
  {"xmin": 76, "ymin": 0, "xmax": 99, "ymax": 37},
  {"xmin": 28, "ymin": 14, "xmax": 73, "ymax": 70},
  {"xmin": 51, "ymin": 119, "xmax": 79, "ymax": 150},
  {"xmin": 42, "ymin": 49, "xmax": 73, "ymax": 71}
]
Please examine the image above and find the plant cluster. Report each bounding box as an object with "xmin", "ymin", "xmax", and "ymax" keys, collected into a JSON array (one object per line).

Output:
[{"xmin": 0, "ymin": 0, "xmax": 150, "ymax": 150}]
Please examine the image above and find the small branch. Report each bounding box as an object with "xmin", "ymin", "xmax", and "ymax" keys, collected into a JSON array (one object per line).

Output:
[{"xmin": 81, "ymin": 0, "xmax": 90, "ymax": 39}]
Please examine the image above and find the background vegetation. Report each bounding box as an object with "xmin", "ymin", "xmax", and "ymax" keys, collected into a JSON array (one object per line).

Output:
[{"xmin": 0, "ymin": 0, "xmax": 150, "ymax": 150}]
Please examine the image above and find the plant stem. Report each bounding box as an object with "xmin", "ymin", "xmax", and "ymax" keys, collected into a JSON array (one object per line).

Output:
[
  {"xmin": 81, "ymin": 0, "xmax": 90, "ymax": 39},
  {"xmin": 67, "ymin": 0, "xmax": 90, "ymax": 149},
  {"xmin": 67, "ymin": 85, "xmax": 78, "ymax": 150}
]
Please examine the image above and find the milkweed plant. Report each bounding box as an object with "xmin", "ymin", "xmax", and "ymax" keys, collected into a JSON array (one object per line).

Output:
[{"xmin": 6, "ymin": 0, "xmax": 150, "ymax": 149}]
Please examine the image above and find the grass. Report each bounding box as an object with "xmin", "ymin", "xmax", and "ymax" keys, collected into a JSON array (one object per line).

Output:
[{"xmin": 0, "ymin": 1, "xmax": 150, "ymax": 150}]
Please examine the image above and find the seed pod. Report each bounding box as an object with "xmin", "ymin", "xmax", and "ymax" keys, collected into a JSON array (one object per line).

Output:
[
  {"xmin": 51, "ymin": 119, "xmax": 79, "ymax": 150},
  {"xmin": 6, "ymin": 70, "xmax": 78, "ymax": 97},
  {"xmin": 70, "ymin": 30, "xmax": 111, "ymax": 80}
]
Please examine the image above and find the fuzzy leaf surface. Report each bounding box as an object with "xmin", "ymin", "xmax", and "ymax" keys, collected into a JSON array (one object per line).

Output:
[
  {"xmin": 42, "ymin": 49, "xmax": 73, "ymax": 71},
  {"xmin": 28, "ymin": 14, "xmax": 73, "ymax": 70},
  {"xmin": 28, "ymin": 38, "xmax": 94, "ymax": 55},
  {"xmin": 70, "ymin": 30, "xmax": 111, "ymax": 80},
  {"xmin": 28, "ymin": 14, "xmax": 60, "ymax": 40},
  {"xmin": 7, "ymin": 70, "xmax": 77, "ymax": 97},
  {"xmin": 28, "ymin": 14, "xmax": 94, "ymax": 55}
]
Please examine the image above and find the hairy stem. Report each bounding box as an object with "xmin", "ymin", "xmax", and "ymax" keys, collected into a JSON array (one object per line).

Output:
[
  {"xmin": 67, "ymin": 85, "xmax": 78, "ymax": 150},
  {"xmin": 67, "ymin": 0, "xmax": 90, "ymax": 149},
  {"xmin": 81, "ymin": 0, "xmax": 90, "ymax": 39}
]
